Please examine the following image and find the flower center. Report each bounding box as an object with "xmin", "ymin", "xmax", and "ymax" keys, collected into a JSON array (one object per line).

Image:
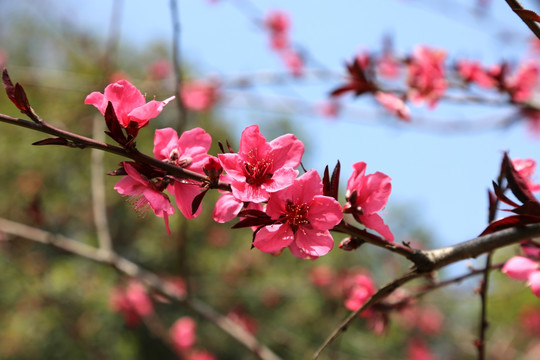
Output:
[
  {"xmin": 244, "ymin": 151, "xmax": 273, "ymax": 186},
  {"xmin": 284, "ymin": 200, "xmax": 310, "ymax": 232}
]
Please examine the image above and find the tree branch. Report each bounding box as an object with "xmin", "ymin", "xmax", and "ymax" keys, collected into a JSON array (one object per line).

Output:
[
  {"xmin": 505, "ymin": 0, "xmax": 540, "ymax": 40},
  {"xmin": 0, "ymin": 217, "xmax": 282, "ymax": 360}
]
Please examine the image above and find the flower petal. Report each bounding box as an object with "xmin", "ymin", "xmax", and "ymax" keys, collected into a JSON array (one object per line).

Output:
[
  {"xmin": 307, "ymin": 195, "xmax": 343, "ymax": 230},
  {"xmin": 359, "ymin": 213, "xmax": 394, "ymax": 242},
  {"xmin": 253, "ymin": 224, "xmax": 294, "ymax": 253},
  {"xmin": 128, "ymin": 97, "xmax": 175, "ymax": 128},
  {"xmin": 261, "ymin": 167, "xmax": 298, "ymax": 193},
  {"xmin": 213, "ymin": 193, "xmax": 244, "ymax": 223},
  {"xmin": 292, "ymin": 227, "xmax": 334, "ymax": 258},
  {"xmin": 502, "ymin": 256, "xmax": 538, "ymax": 281},
  {"xmin": 269, "ymin": 133, "xmax": 304, "ymax": 169},
  {"xmin": 153, "ymin": 127, "xmax": 179, "ymax": 160},
  {"xmin": 171, "ymin": 181, "xmax": 204, "ymax": 219},
  {"xmin": 527, "ymin": 270, "xmax": 540, "ymax": 297}
]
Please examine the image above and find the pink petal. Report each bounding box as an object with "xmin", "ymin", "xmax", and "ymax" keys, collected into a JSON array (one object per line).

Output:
[
  {"xmin": 347, "ymin": 161, "xmax": 367, "ymax": 192},
  {"xmin": 502, "ymin": 256, "xmax": 538, "ymax": 281},
  {"xmin": 178, "ymin": 127, "xmax": 212, "ymax": 160},
  {"xmin": 268, "ymin": 133, "xmax": 304, "ymax": 169},
  {"xmin": 238, "ymin": 125, "xmax": 269, "ymax": 156},
  {"xmin": 103, "ymin": 80, "xmax": 146, "ymax": 124},
  {"xmin": 261, "ymin": 167, "xmax": 298, "ymax": 193},
  {"xmin": 359, "ymin": 172, "xmax": 392, "ymax": 214},
  {"xmin": 288, "ymin": 240, "xmax": 317, "ymax": 260},
  {"xmin": 231, "ymin": 180, "xmax": 269, "ymax": 203},
  {"xmin": 218, "ymin": 153, "xmax": 246, "ymax": 181},
  {"xmin": 253, "ymin": 224, "xmax": 294, "ymax": 253},
  {"xmin": 293, "ymin": 227, "xmax": 334, "ymax": 258},
  {"xmin": 307, "ymin": 195, "xmax": 343, "ymax": 230},
  {"xmin": 296, "ymin": 170, "xmax": 324, "ymax": 203},
  {"xmin": 359, "ymin": 213, "xmax": 394, "ymax": 242},
  {"xmin": 527, "ymin": 271, "xmax": 540, "ymax": 297},
  {"xmin": 171, "ymin": 181, "xmax": 204, "ymax": 219},
  {"xmin": 84, "ymin": 91, "xmax": 107, "ymax": 114},
  {"xmin": 142, "ymin": 188, "xmax": 175, "ymax": 218},
  {"xmin": 153, "ymin": 127, "xmax": 179, "ymax": 160},
  {"xmin": 128, "ymin": 97, "xmax": 175, "ymax": 128},
  {"xmin": 213, "ymin": 193, "xmax": 243, "ymax": 223},
  {"xmin": 114, "ymin": 175, "xmax": 144, "ymax": 196}
]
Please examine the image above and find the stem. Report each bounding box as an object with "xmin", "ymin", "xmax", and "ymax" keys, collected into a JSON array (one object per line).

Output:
[{"xmin": 504, "ymin": 0, "xmax": 540, "ymax": 40}]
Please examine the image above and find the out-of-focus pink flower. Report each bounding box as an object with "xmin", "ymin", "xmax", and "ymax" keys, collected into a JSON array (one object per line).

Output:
[
  {"xmin": 512, "ymin": 158, "xmax": 540, "ymax": 193},
  {"xmin": 153, "ymin": 127, "xmax": 212, "ymax": 219},
  {"xmin": 181, "ymin": 80, "xmax": 220, "ymax": 112},
  {"xmin": 520, "ymin": 306, "xmax": 540, "ymax": 335},
  {"xmin": 400, "ymin": 305, "xmax": 444, "ymax": 335},
  {"xmin": 114, "ymin": 162, "xmax": 175, "ymax": 234},
  {"xmin": 502, "ymin": 256, "xmax": 540, "ymax": 297},
  {"xmin": 227, "ymin": 306, "xmax": 258, "ymax": 335},
  {"xmin": 310, "ymin": 265, "xmax": 335, "ymax": 287},
  {"xmin": 507, "ymin": 62, "xmax": 539, "ymax": 103},
  {"xmin": 85, "ymin": 80, "xmax": 174, "ymax": 131},
  {"xmin": 218, "ymin": 124, "xmax": 304, "ymax": 203},
  {"xmin": 407, "ymin": 46, "xmax": 447, "ymax": 108},
  {"xmin": 344, "ymin": 273, "xmax": 376, "ymax": 312},
  {"xmin": 344, "ymin": 161, "xmax": 394, "ymax": 241},
  {"xmin": 170, "ymin": 316, "xmax": 197, "ymax": 354},
  {"xmin": 110, "ymin": 281, "xmax": 154, "ymax": 327},
  {"xmin": 317, "ymin": 100, "xmax": 341, "ymax": 119},
  {"xmin": 378, "ymin": 52, "xmax": 401, "ymax": 79},
  {"xmin": 407, "ymin": 337, "xmax": 436, "ymax": 360},
  {"xmin": 265, "ymin": 10, "xmax": 290, "ymax": 34},
  {"xmin": 186, "ymin": 350, "xmax": 218, "ymax": 360},
  {"xmin": 281, "ymin": 48, "xmax": 304, "ymax": 77},
  {"xmin": 375, "ymin": 91, "xmax": 411, "ymax": 121},
  {"xmin": 253, "ymin": 170, "xmax": 343, "ymax": 259},
  {"xmin": 147, "ymin": 59, "xmax": 172, "ymax": 80},
  {"xmin": 457, "ymin": 59, "xmax": 494, "ymax": 88}
]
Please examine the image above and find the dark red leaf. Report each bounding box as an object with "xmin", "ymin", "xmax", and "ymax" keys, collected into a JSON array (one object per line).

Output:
[
  {"xmin": 238, "ymin": 209, "xmax": 269, "ymax": 218},
  {"xmin": 492, "ymin": 181, "xmax": 519, "ymax": 208},
  {"xmin": 330, "ymin": 160, "xmax": 341, "ymax": 200},
  {"xmin": 191, "ymin": 189, "xmax": 208, "ymax": 216},
  {"xmin": 514, "ymin": 8, "xmax": 540, "ymax": 22},
  {"xmin": 480, "ymin": 214, "xmax": 540, "ymax": 236},
  {"xmin": 322, "ymin": 165, "xmax": 331, "ymax": 197},
  {"xmin": 2, "ymin": 68, "xmax": 31, "ymax": 114},
  {"xmin": 231, "ymin": 216, "xmax": 276, "ymax": 229},
  {"xmin": 32, "ymin": 137, "xmax": 70, "ymax": 146},
  {"xmin": 503, "ymin": 153, "xmax": 536, "ymax": 204},
  {"xmin": 512, "ymin": 200, "xmax": 540, "ymax": 217},
  {"xmin": 104, "ymin": 101, "xmax": 128, "ymax": 145}
]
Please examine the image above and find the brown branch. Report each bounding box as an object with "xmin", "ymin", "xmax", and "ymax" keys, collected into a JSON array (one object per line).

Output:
[
  {"xmin": 0, "ymin": 217, "xmax": 282, "ymax": 360},
  {"xmin": 0, "ymin": 113, "xmax": 232, "ymax": 192},
  {"xmin": 505, "ymin": 0, "xmax": 540, "ymax": 40}
]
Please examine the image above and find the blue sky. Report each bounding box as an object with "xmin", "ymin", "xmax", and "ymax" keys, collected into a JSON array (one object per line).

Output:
[{"xmin": 9, "ymin": 1, "xmax": 540, "ymax": 253}]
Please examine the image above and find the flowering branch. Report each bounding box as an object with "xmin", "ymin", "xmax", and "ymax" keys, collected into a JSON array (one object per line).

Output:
[{"xmin": 0, "ymin": 217, "xmax": 282, "ymax": 360}]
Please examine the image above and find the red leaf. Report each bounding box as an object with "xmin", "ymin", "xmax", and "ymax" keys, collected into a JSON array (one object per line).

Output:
[
  {"xmin": 480, "ymin": 214, "xmax": 540, "ymax": 236},
  {"xmin": 492, "ymin": 181, "xmax": 519, "ymax": 208},
  {"xmin": 191, "ymin": 189, "xmax": 208, "ymax": 216},
  {"xmin": 514, "ymin": 8, "xmax": 540, "ymax": 22},
  {"xmin": 231, "ymin": 216, "xmax": 276, "ymax": 229},
  {"xmin": 104, "ymin": 101, "xmax": 128, "ymax": 145},
  {"xmin": 32, "ymin": 137, "xmax": 70, "ymax": 147},
  {"xmin": 512, "ymin": 201, "xmax": 540, "ymax": 217},
  {"xmin": 322, "ymin": 165, "xmax": 331, "ymax": 197},
  {"xmin": 503, "ymin": 152, "xmax": 536, "ymax": 204},
  {"xmin": 2, "ymin": 68, "xmax": 31, "ymax": 114},
  {"xmin": 330, "ymin": 160, "xmax": 341, "ymax": 200}
]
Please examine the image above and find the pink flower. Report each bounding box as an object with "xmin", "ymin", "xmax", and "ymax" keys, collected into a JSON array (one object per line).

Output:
[
  {"xmin": 281, "ymin": 48, "xmax": 304, "ymax": 77},
  {"xmin": 252, "ymin": 170, "xmax": 343, "ymax": 259},
  {"xmin": 456, "ymin": 59, "xmax": 494, "ymax": 88},
  {"xmin": 507, "ymin": 62, "xmax": 539, "ymax": 103},
  {"xmin": 170, "ymin": 316, "xmax": 197, "ymax": 354},
  {"xmin": 502, "ymin": 256, "xmax": 540, "ymax": 297},
  {"xmin": 344, "ymin": 161, "xmax": 394, "ymax": 241},
  {"xmin": 513, "ymin": 158, "xmax": 540, "ymax": 192},
  {"xmin": 186, "ymin": 351, "xmax": 218, "ymax": 360},
  {"xmin": 377, "ymin": 52, "xmax": 401, "ymax": 79},
  {"xmin": 153, "ymin": 127, "xmax": 213, "ymax": 219},
  {"xmin": 147, "ymin": 59, "xmax": 172, "ymax": 80},
  {"xmin": 181, "ymin": 80, "xmax": 220, "ymax": 112},
  {"xmin": 110, "ymin": 281, "xmax": 154, "ymax": 327},
  {"xmin": 375, "ymin": 91, "xmax": 411, "ymax": 121},
  {"xmin": 407, "ymin": 46, "xmax": 447, "ymax": 108},
  {"xmin": 344, "ymin": 273, "xmax": 376, "ymax": 311},
  {"xmin": 317, "ymin": 100, "xmax": 341, "ymax": 119},
  {"xmin": 114, "ymin": 162, "xmax": 175, "ymax": 234},
  {"xmin": 407, "ymin": 337, "xmax": 436, "ymax": 360},
  {"xmin": 218, "ymin": 124, "xmax": 304, "ymax": 203},
  {"xmin": 213, "ymin": 192, "xmax": 244, "ymax": 223},
  {"xmin": 264, "ymin": 10, "xmax": 290, "ymax": 35},
  {"xmin": 85, "ymin": 80, "xmax": 174, "ymax": 134}
]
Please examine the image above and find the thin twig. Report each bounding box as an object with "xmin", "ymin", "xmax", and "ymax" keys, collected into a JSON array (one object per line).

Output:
[
  {"xmin": 504, "ymin": 0, "xmax": 540, "ymax": 40},
  {"xmin": 0, "ymin": 217, "xmax": 282, "ymax": 360}
]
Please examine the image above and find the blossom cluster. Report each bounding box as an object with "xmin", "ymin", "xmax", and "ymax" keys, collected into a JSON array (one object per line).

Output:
[{"xmin": 85, "ymin": 80, "xmax": 394, "ymax": 259}]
